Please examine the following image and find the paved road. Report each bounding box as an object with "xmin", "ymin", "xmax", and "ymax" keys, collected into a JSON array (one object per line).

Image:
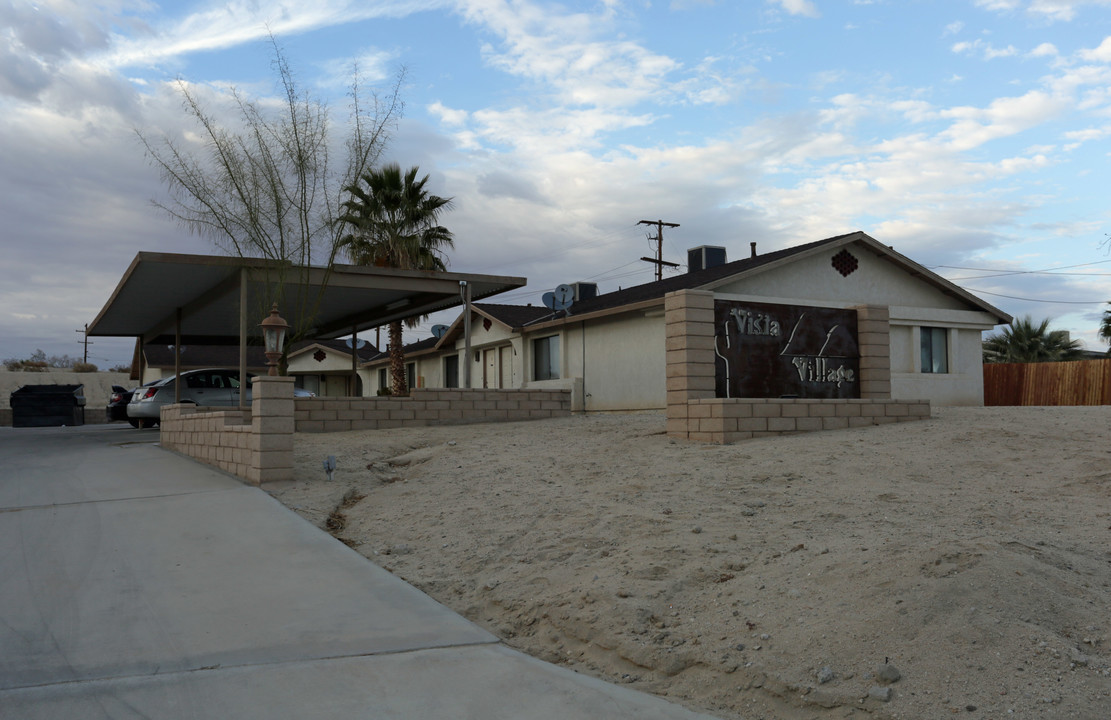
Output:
[{"xmin": 0, "ymin": 424, "xmax": 721, "ymax": 719}]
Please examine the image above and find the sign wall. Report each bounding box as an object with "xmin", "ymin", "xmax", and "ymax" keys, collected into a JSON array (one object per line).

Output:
[{"xmin": 713, "ymin": 300, "xmax": 860, "ymax": 399}]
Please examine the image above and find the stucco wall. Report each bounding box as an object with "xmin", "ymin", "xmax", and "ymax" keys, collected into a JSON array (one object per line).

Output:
[
  {"xmin": 577, "ymin": 312, "xmax": 666, "ymax": 411},
  {"xmin": 716, "ymin": 247, "xmax": 971, "ymax": 311},
  {"xmin": 891, "ymin": 326, "xmax": 986, "ymax": 406}
]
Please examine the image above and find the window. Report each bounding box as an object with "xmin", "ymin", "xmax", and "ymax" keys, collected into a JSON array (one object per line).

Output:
[
  {"xmin": 377, "ymin": 368, "xmax": 388, "ymax": 392},
  {"xmin": 920, "ymin": 327, "xmax": 948, "ymax": 374},
  {"xmin": 406, "ymin": 362, "xmax": 416, "ymax": 390},
  {"xmin": 444, "ymin": 354, "xmax": 459, "ymax": 388},
  {"xmin": 533, "ymin": 335, "xmax": 560, "ymax": 380}
]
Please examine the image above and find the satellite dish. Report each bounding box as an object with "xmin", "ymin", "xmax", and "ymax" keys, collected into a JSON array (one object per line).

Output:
[
  {"xmin": 345, "ymin": 338, "xmax": 368, "ymax": 349},
  {"xmin": 543, "ymin": 284, "xmax": 574, "ymax": 312},
  {"xmin": 431, "ymin": 324, "xmax": 449, "ymax": 339}
]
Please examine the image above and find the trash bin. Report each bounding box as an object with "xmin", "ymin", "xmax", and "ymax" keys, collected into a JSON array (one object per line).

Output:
[{"xmin": 10, "ymin": 384, "xmax": 86, "ymax": 427}]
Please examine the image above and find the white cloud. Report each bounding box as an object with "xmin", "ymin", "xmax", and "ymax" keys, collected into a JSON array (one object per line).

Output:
[
  {"xmin": 428, "ymin": 101, "xmax": 468, "ymax": 126},
  {"xmin": 952, "ymin": 38, "xmax": 1018, "ymax": 60},
  {"xmin": 975, "ymin": 0, "xmax": 1111, "ymax": 22},
  {"xmin": 1029, "ymin": 42, "xmax": 1058, "ymax": 58},
  {"xmin": 944, "ymin": 21, "xmax": 965, "ymax": 36},
  {"xmin": 1079, "ymin": 36, "xmax": 1111, "ymax": 62},
  {"xmin": 941, "ymin": 91, "xmax": 1068, "ymax": 151},
  {"xmin": 96, "ymin": 1, "xmax": 448, "ymax": 71},
  {"xmin": 769, "ymin": 0, "xmax": 821, "ymax": 18},
  {"xmin": 455, "ymin": 1, "xmax": 681, "ymax": 109}
]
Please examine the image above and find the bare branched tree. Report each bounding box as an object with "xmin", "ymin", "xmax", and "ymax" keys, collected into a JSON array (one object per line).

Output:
[{"xmin": 136, "ymin": 37, "xmax": 405, "ymax": 355}]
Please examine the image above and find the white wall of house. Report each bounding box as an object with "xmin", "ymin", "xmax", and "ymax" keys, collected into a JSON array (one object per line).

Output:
[
  {"xmin": 287, "ymin": 345, "xmax": 371, "ymax": 397},
  {"xmin": 715, "ymin": 247, "xmax": 971, "ymax": 311},
  {"xmin": 352, "ymin": 239, "xmax": 1004, "ymax": 409}
]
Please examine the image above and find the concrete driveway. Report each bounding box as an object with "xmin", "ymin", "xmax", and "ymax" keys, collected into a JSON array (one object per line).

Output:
[{"xmin": 0, "ymin": 424, "xmax": 720, "ymax": 719}]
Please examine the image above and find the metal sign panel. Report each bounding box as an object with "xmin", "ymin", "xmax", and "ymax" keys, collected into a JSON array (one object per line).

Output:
[{"xmin": 713, "ymin": 300, "xmax": 860, "ymax": 399}]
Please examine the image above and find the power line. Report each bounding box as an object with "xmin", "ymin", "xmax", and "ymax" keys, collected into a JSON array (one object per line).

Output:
[{"xmin": 961, "ymin": 287, "xmax": 1108, "ymax": 305}]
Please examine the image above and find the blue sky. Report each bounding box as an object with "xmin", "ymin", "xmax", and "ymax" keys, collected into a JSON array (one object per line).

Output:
[{"xmin": 4, "ymin": 0, "xmax": 1111, "ymax": 368}]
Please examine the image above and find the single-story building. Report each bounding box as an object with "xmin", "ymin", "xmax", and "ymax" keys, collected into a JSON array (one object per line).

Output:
[
  {"xmin": 364, "ymin": 231, "xmax": 1011, "ymax": 408},
  {"xmin": 137, "ymin": 339, "xmax": 380, "ymax": 397}
]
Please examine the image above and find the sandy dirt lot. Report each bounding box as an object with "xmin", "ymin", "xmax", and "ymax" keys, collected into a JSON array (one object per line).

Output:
[{"xmin": 271, "ymin": 407, "xmax": 1110, "ymax": 719}]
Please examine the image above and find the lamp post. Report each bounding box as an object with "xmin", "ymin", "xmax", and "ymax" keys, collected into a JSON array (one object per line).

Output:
[{"xmin": 260, "ymin": 303, "xmax": 289, "ymax": 376}]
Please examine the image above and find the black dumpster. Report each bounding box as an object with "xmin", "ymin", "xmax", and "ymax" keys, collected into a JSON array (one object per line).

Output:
[{"xmin": 10, "ymin": 385, "xmax": 86, "ymax": 427}]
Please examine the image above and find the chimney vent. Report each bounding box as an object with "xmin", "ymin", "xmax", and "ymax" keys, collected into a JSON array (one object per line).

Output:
[
  {"xmin": 750, "ymin": 242, "xmax": 757, "ymax": 258},
  {"xmin": 687, "ymin": 246, "xmax": 728, "ymax": 273}
]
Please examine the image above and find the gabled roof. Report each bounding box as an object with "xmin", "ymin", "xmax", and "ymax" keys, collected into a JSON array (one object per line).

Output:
[
  {"xmin": 287, "ymin": 338, "xmax": 380, "ymax": 363},
  {"xmin": 362, "ymin": 336, "xmax": 440, "ymax": 367},
  {"xmin": 520, "ymin": 231, "xmax": 1010, "ymax": 330},
  {"xmin": 434, "ymin": 303, "xmax": 553, "ymax": 347},
  {"xmin": 143, "ymin": 338, "xmax": 379, "ymax": 370}
]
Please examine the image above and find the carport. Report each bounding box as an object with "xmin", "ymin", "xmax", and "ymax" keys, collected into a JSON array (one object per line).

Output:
[{"xmin": 87, "ymin": 252, "xmax": 527, "ymax": 399}]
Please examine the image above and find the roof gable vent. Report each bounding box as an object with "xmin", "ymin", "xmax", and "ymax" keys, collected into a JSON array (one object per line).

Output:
[{"xmin": 688, "ymin": 246, "xmax": 727, "ymax": 273}]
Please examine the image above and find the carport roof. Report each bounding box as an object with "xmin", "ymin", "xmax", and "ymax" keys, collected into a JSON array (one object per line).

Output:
[{"xmin": 88, "ymin": 252, "xmax": 527, "ymax": 345}]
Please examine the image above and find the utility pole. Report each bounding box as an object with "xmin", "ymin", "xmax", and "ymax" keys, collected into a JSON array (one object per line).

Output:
[
  {"xmin": 637, "ymin": 219, "xmax": 680, "ymax": 282},
  {"xmin": 75, "ymin": 323, "xmax": 91, "ymax": 363}
]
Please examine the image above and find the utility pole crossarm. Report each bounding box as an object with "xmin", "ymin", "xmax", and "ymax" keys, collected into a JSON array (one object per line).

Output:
[{"xmin": 637, "ymin": 219, "xmax": 680, "ymax": 282}]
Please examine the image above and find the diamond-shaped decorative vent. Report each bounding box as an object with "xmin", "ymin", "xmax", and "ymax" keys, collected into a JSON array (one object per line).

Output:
[
  {"xmin": 832, "ymin": 249, "xmax": 858, "ymax": 277},
  {"xmin": 313, "ymin": 349, "xmax": 327, "ymax": 363}
]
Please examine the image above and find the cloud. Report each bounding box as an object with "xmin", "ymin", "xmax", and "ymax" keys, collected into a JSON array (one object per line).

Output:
[
  {"xmin": 951, "ymin": 38, "xmax": 1018, "ymax": 60},
  {"xmin": 1029, "ymin": 42, "xmax": 1058, "ymax": 58},
  {"xmin": 98, "ymin": 1, "xmax": 449, "ymax": 70},
  {"xmin": 1079, "ymin": 36, "xmax": 1111, "ymax": 62},
  {"xmin": 458, "ymin": 0, "xmax": 685, "ymax": 110},
  {"xmin": 768, "ymin": 0, "xmax": 821, "ymax": 18},
  {"xmin": 941, "ymin": 91, "xmax": 1069, "ymax": 151},
  {"xmin": 975, "ymin": 0, "xmax": 1111, "ymax": 22}
]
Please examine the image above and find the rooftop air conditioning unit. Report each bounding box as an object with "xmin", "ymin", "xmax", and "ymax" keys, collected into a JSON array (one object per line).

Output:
[
  {"xmin": 570, "ymin": 282, "xmax": 598, "ymax": 301},
  {"xmin": 688, "ymin": 246, "xmax": 727, "ymax": 273}
]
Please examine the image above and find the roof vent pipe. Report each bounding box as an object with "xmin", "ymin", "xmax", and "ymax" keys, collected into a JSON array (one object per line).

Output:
[{"xmin": 750, "ymin": 242, "xmax": 757, "ymax": 258}]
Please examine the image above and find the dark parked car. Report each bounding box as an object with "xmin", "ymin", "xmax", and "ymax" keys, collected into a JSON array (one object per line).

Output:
[{"xmin": 127, "ymin": 368, "xmax": 314, "ymax": 427}]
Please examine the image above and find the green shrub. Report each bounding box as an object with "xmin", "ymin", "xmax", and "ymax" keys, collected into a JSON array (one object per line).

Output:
[{"xmin": 73, "ymin": 362, "xmax": 98, "ymax": 373}]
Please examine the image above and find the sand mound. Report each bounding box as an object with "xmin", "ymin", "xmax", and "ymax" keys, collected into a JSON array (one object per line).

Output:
[{"xmin": 274, "ymin": 407, "xmax": 1110, "ymax": 719}]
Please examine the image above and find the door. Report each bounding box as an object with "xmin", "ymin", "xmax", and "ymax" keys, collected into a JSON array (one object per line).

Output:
[
  {"xmin": 483, "ymin": 348, "xmax": 498, "ymax": 389},
  {"xmin": 499, "ymin": 345, "xmax": 512, "ymax": 388}
]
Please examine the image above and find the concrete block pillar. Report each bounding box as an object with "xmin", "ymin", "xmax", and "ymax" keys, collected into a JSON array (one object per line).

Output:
[
  {"xmin": 248, "ymin": 375, "xmax": 295, "ymax": 486},
  {"xmin": 664, "ymin": 290, "xmax": 716, "ymax": 439},
  {"xmin": 855, "ymin": 305, "xmax": 892, "ymax": 399}
]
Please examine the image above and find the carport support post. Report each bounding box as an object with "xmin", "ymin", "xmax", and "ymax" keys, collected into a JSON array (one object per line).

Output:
[
  {"xmin": 174, "ymin": 307, "xmax": 182, "ymax": 403},
  {"xmin": 462, "ymin": 280, "xmax": 472, "ymax": 389},
  {"xmin": 239, "ymin": 268, "xmax": 248, "ymax": 409},
  {"xmin": 248, "ymin": 375, "xmax": 294, "ymax": 486}
]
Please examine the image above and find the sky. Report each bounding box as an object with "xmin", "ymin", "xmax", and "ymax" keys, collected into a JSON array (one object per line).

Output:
[{"xmin": 4, "ymin": 0, "xmax": 1111, "ymax": 368}]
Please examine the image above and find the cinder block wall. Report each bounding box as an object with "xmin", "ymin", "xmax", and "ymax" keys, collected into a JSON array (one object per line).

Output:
[
  {"xmin": 160, "ymin": 383, "xmax": 571, "ymax": 485},
  {"xmin": 160, "ymin": 376, "xmax": 295, "ymax": 486},
  {"xmin": 294, "ymin": 388, "xmax": 572, "ymax": 432},
  {"xmin": 160, "ymin": 406, "xmax": 253, "ymax": 479},
  {"xmin": 664, "ymin": 289, "xmax": 929, "ymax": 443}
]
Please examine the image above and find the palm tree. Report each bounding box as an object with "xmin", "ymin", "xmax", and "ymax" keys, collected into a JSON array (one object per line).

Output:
[
  {"xmin": 1099, "ymin": 303, "xmax": 1111, "ymax": 354},
  {"xmin": 982, "ymin": 316, "xmax": 1084, "ymax": 364},
  {"xmin": 338, "ymin": 164, "xmax": 454, "ymax": 395}
]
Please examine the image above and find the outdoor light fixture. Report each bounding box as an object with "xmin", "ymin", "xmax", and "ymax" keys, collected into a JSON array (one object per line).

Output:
[{"xmin": 260, "ymin": 303, "xmax": 289, "ymax": 376}]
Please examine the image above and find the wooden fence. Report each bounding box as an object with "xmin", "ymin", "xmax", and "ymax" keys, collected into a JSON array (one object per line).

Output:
[{"xmin": 983, "ymin": 359, "xmax": 1111, "ymax": 406}]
